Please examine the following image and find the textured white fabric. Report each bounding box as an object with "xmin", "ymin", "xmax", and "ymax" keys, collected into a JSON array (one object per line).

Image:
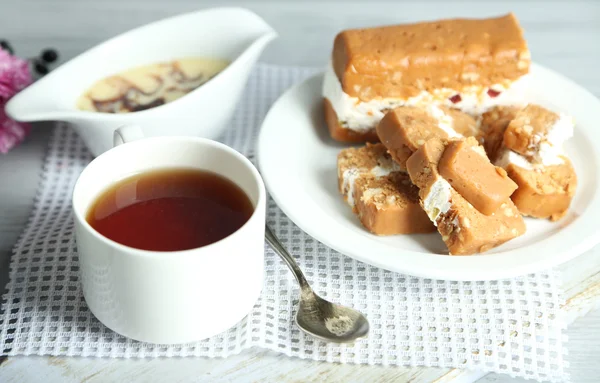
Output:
[{"xmin": 0, "ymin": 64, "xmax": 568, "ymax": 382}]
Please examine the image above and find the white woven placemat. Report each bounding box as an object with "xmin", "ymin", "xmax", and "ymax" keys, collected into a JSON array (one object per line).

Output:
[{"xmin": 0, "ymin": 64, "xmax": 567, "ymax": 382}]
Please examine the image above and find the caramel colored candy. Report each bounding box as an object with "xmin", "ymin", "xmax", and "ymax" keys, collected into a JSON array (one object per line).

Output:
[
  {"xmin": 492, "ymin": 104, "xmax": 576, "ymax": 220},
  {"xmin": 405, "ymin": 138, "xmax": 446, "ymax": 190},
  {"xmin": 478, "ymin": 105, "xmax": 520, "ymax": 161},
  {"xmin": 376, "ymin": 106, "xmax": 478, "ymax": 169},
  {"xmin": 439, "ymin": 137, "xmax": 518, "ymax": 215},
  {"xmin": 504, "ymin": 157, "xmax": 577, "ymax": 221},
  {"xmin": 353, "ymin": 173, "xmax": 435, "ymax": 235},
  {"xmin": 377, "ymin": 107, "xmax": 448, "ymax": 169},
  {"xmin": 333, "ymin": 13, "xmax": 530, "ymax": 102},
  {"xmin": 406, "ymin": 138, "xmax": 525, "ymax": 255},
  {"xmin": 444, "ymin": 107, "xmax": 482, "ymax": 137},
  {"xmin": 337, "ymin": 144, "xmax": 434, "ymax": 235},
  {"xmin": 503, "ymin": 104, "xmax": 561, "ymax": 157}
]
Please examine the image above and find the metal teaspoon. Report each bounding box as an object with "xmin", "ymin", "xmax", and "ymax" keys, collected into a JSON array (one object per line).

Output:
[{"xmin": 265, "ymin": 225, "xmax": 370, "ymax": 343}]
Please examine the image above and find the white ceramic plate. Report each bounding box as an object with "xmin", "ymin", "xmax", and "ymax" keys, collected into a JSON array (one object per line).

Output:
[{"xmin": 257, "ymin": 64, "xmax": 600, "ymax": 281}]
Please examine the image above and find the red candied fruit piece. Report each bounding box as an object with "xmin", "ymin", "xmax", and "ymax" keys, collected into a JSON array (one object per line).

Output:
[
  {"xmin": 449, "ymin": 94, "xmax": 462, "ymax": 104},
  {"xmin": 487, "ymin": 89, "xmax": 501, "ymax": 98}
]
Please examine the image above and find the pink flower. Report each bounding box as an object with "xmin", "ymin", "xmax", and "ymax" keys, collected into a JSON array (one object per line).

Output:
[
  {"xmin": 0, "ymin": 105, "xmax": 31, "ymax": 153},
  {"xmin": 0, "ymin": 47, "xmax": 32, "ymax": 153}
]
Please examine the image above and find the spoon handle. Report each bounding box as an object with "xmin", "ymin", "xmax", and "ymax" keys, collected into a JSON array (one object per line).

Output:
[{"xmin": 265, "ymin": 225, "xmax": 310, "ymax": 289}]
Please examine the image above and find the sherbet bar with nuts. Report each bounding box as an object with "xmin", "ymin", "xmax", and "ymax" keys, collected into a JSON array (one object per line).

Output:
[
  {"xmin": 376, "ymin": 105, "xmax": 479, "ymax": 169},
  {"xmin": 337, "ymin": 143, "xmax": 434, "ymax": 235},
  {"xmin": 489, "ymin": 104, "xmax": 577, "ymax": 221},
  {"xmin": 406, "ymin": 138, "xmax": 525, "ymax": 255},
  {"xmin": 503, "ymin": 104, "xmax": 574, "ymax": 166},
  {"xmin": 477, "ymin": 105, "xmax": 521, "ymax": 161},
  {"xmin": 323, "ymin": 13, "xmax": 530, "ymax": 143},
  {"xmin": 439, "ymin": 138, "xmax": 518, "ymax": 216}
]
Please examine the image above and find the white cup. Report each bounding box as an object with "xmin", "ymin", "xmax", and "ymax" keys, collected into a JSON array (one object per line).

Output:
[{"xmin": 72, "ymin": 126, "xmax": 266, "ymax": 344}]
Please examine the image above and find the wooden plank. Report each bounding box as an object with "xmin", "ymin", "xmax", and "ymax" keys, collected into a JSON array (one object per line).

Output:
[{"xmin": 0, "ymin": 352, "xmax": 486, "ymax": 383}]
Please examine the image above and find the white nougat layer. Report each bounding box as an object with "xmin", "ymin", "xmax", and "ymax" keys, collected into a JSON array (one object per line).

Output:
[
  {"xmin": 341, "ymin": 158, "xmax": 402, "ymax": 208},
  {"xmin": 533, "ymin": 113, "xmax": 574, "ymax": 166},
  {"xmin": 496, "ymin": 112, "xmax": 574, "ymax": 170},
  {"xmin": 322, "ymin": 61, "xmax": 530, "ymax": 133},
  {"xmin": 422, "ymin": 177, "xmax": 453, "ymax": 226}
]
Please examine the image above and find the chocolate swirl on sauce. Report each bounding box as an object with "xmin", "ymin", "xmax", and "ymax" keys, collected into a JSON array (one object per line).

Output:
[
  {"xmin": 93, "ymin": 67, "xmax": 208, "ymax": 113},
  {"xmin": 77, "ymin": 58, "xmax": 229, "ymax": 113}
]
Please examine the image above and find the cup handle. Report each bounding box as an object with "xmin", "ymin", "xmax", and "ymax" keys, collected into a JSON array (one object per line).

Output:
[{"xmin": 113, "ymin": 125, "xmax": 145, "ymax": 147}]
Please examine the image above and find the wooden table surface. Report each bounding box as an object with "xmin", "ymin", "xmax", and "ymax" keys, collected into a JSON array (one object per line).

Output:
[{"xmin": 1, "ymin": 1, "xmax": 599, "ymax": 382}]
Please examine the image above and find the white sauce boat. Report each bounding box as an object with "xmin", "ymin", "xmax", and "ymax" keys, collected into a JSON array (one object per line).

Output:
[{"xmin": 6, "ymin": 7, "xmax": 277, "ymax": 156}]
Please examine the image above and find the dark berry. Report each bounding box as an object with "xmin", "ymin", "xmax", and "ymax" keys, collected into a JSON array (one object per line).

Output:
[
  {"xmin": 41, "ymin": 48, "xmax": 58, "ymax": 63},
  {"xmin": 34, "ymin": 61, "xmax": 49, "ymax": 75},
  {"xmin": 0, "ymin": 40, "xmax": 14, "ymax": 54},
  {"xmin": 449, "ymin": 94, "xmax": 462, "ymax": 104},
  {"xmin": 487, "ymin": 89, "xmax": 501, "ymax": 98}
]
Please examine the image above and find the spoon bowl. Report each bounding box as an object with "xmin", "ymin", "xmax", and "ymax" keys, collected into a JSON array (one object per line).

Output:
[
  {"xmin": 265, "ymin": 225, "xmax": 369, "ymax": 343},
  {"xmin": 296, "ymin": 289, "xmax": 370, "ymax": 343}
]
